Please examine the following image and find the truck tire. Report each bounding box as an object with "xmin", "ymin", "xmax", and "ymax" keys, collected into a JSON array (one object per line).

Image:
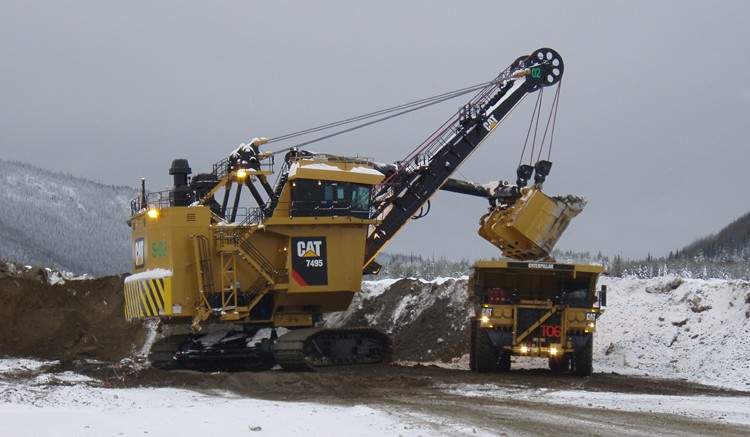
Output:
[
  {"xmin": 549, "ymin": 354, "xmax": 568, "ymax": 376},
  {"xmin": 469, "ymin": 320, "xmax": 478, "ymax": 371},
  {"xmin": 573, "ymin": 336, "xmax": 593, "ymax": 377},
  {"xmin": 497, "ymin": 350, "xmax": 511, "ymax": 373},
  {"xmin": 475, "ymin": 327, "xmax": 499, "ymax": 373}
]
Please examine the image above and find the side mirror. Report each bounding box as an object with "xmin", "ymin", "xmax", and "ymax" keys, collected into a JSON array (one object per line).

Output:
[{"xmin": 599, "ymin": 285, "xmax": 607, "ymax": 308}]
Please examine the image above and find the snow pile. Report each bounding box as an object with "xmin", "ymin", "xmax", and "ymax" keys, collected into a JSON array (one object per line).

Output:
[
  {"xmin": 360, "ymin": 277, "xmax": 401, "ymax": 299},
  {"xmin": 44, "ymin": 268, "xmax": 94, "ymax": 285},
  {"xmin": 334, "ymin": 277, "xmax": 470, "ymax": 333},
  {"xmin": 595, "ymin": 276, "xmax": 750, "ymax": 390},
  {"xmin": 0, "ymin": 260, "xmax": 93, "ymax": 285}
]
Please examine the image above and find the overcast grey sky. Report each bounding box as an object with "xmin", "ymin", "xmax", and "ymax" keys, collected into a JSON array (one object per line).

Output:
[{"xmin": 2, "ymin": 1, "xmax": 749, "ymax": 261}]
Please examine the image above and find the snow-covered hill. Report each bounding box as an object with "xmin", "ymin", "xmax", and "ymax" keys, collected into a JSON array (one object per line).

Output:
[
  {"xmin": 596, "ymin": 276, "xmax": 750, "ymax": 390},
  {"xmin": 0, "ymin": 160, "xmax": 134, "ymax": 275}
]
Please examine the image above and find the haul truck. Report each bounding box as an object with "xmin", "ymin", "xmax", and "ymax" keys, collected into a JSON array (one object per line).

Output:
[{"xmin": 468, "ymin": 261, "xmax": 606, "ymax": 376}]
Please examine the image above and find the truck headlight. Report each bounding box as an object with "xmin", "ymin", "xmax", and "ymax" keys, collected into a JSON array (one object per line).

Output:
[{"xmin": 480, "ymin": 315, "xmax": 489, "ymax": 324}]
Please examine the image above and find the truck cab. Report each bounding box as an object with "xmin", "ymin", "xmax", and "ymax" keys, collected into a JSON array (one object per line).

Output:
[{"xmin": 468, "ymin": 261, "xmax": 606, "ymax": 376}]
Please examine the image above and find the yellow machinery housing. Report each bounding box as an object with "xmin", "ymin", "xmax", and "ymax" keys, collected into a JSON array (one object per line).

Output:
[{"xmin": 125, "ymin": 156, "xmax": 383, "ymax": 331}]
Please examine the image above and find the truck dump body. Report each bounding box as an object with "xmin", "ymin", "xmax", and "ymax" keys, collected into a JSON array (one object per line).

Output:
[{"xmin": 469, "ymin": 261, "xmax": 605, "ymax": 376}]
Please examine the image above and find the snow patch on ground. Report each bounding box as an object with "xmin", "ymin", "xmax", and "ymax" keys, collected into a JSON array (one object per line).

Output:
[
  {"xmin": 0, "ymin": 359, "xmax": 490, "ymax": 437},
  {"xmin": 442, "ymin": 383, "xmax": 750, "ymax": 426},
  {"xmin": 0, "ymin": 358, "xmax": 59, "ymax": 374},
  {"xmin": 545, "ymin": 390, "xmax": 750, "ymax": 426}
]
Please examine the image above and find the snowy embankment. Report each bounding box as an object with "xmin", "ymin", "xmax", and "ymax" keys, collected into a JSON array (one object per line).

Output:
[
  {"xmin": 351, "ymin": 275, "xmax": 750, "ymax": 391},
  {"xmin": 595, "ymin": 276, "xmax": 750, "ymax": 390}
]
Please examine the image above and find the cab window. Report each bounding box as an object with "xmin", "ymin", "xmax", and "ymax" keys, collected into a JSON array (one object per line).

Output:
[{"xmin": 291, "ymin": 179, "xmax": 371, "ymax": 218}]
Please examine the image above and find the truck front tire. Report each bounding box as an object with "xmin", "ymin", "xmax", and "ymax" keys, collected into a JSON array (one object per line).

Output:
[
  {"xmin": 549, "ymin": 353, "xmax": 569, "ymax": 375},
  {"xmin": 474, "ymin": 326, "xmax": 499, "ymax": 373}
]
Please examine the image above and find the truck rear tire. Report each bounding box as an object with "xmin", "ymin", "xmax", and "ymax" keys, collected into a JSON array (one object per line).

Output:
[
  {"xmin": 573, "ymin": 336, "xmax": 593, "ymax": 377},
  {"xmin": 498, "ymin": 350, "xmax": 511, "ymax": 373},
  {"xmin": 475, "ymin": 327, "xmax": 499, "ymax": 373}
]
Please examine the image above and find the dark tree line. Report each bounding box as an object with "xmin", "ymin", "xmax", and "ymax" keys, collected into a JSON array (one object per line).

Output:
[
  {"xmin": 373, "ymin": 245, "xmax": 750, "ymax": 280},
  {"xmin": 368, "ymin": 252, "xmax": 473, "ymax": 280}
]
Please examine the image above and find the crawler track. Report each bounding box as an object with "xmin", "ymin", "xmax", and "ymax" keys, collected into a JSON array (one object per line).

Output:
[
  {"xmin": 273, "ymin": 328, "xmax": 391, "ymax": 371},
  {"xmin": 148, "ymin": 328, "xmax": 391, "ymax": 372}
]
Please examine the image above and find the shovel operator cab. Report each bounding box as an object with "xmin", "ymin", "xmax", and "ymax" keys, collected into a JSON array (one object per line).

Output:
[{"xmin": 468, "ymin": 261, "xmax": 606, "ymax": 376}]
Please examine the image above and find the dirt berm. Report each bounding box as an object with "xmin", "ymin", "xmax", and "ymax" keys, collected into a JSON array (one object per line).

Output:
[
  {"xmin": 0, "ymin": 267, "xmax": 473, "ymax": 365},
  {"xmin": 0, "ymin": 273, "xmax": 150, "ymax": 362}
]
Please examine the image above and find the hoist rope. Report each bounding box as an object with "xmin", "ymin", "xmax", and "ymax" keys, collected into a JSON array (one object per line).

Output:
[
  {"xmin": 519, "ymin": 88, "xmax": 544, "ymax": 167},
  {"xmin": 536, "ymin": 81, "xmax": 562, "ymax": 163},
  {"xmin": 518, "ymin": 82, "xmax": 562, "ymax": 167},
  {"xmin": 529, "ymin": 87, "xmax": 544, "ymax": 166},
  {"xmin": 545, "ymin": 81, "xmax": 562, "ymax": 161},
  {"xmin": 266, "ymin": 79, "xmax": 501, "ymax": 155}
]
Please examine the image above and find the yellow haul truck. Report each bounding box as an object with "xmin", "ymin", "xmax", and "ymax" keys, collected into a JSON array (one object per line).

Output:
[
  {"xmin": 469, "ymin": 261, "xmax": 606, "ymax": 376},
  {"xmin": 124, "ymin": 48, "xmax": 582, "ymax": 371}
]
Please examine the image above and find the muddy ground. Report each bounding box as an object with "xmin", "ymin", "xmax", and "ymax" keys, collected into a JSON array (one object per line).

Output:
[{"xmin": 35, "ymin": 360, "xmax": 750, "ymax": 436}]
